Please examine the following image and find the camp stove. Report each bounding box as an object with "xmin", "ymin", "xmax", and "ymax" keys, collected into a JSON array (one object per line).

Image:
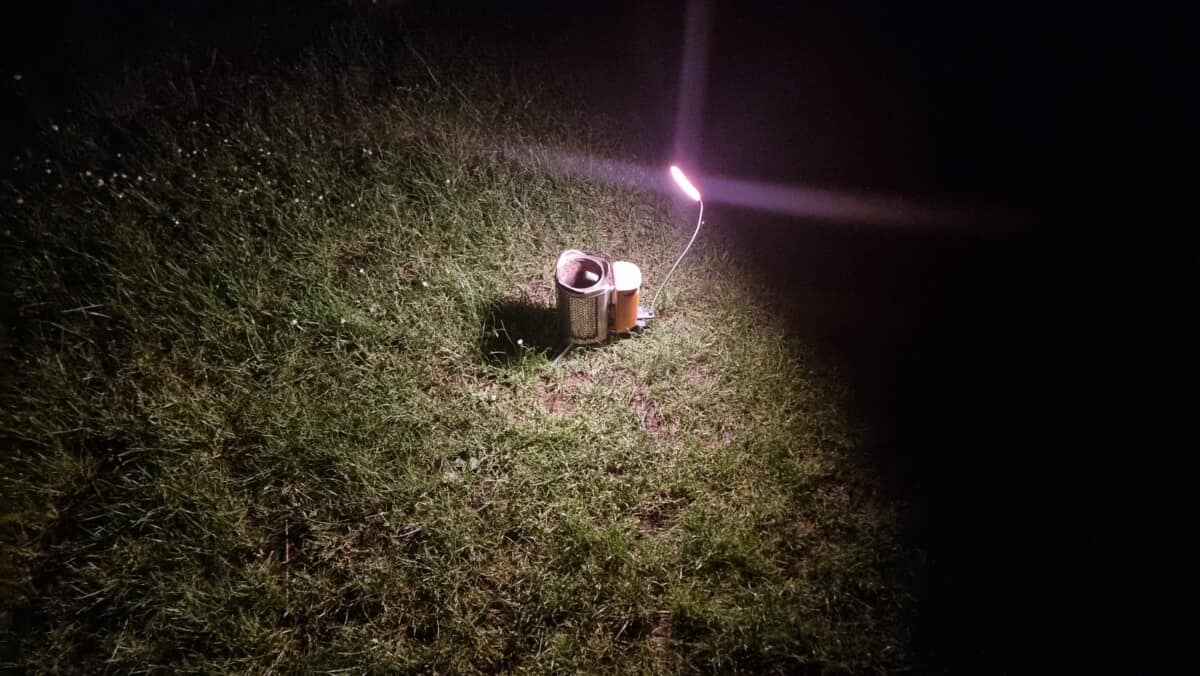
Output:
[
  {"xmin": 552, "ymin": 166, "xmax": 703, "ymax": 359},
  {"xmin": 554, "ymin": 250, "xmax": 646, "ymax": 345}
]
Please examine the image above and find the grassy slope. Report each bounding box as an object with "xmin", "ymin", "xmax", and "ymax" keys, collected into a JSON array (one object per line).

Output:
[{"xmin": 1, "ymin": 27, "xmax": 914, "ymax": 673}]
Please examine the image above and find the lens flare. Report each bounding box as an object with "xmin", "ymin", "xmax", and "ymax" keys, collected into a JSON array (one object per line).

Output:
[{"xmin": 670, "ymin": 165, "xmax": 702, "ymax": 202}]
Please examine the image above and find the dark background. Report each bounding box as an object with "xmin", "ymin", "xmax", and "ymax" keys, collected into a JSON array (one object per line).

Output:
[{"xmin": 3, "ymin": 1, "xmax": 1185, "ymax": 671}]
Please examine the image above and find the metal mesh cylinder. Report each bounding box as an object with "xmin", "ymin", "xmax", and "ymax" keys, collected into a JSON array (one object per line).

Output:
[
  {"xmin": 557, "ymin": 285, "xmax": 609, "ymax": 344},
  {"xmin": 554, "ymin": 250, "xmax": 612, "ymax": 345}
]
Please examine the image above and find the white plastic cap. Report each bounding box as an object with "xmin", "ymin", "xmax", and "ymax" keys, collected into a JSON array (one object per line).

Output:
[{"xmin": 612, "ymin": 261, "xmax": 642, "ymax": 291}]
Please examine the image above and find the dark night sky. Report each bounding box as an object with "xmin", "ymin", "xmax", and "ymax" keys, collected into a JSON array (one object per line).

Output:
[
  {"xmin": 3, "ymin": 1, "xmax": 1187, "ymax": 671},
  {"xmin": 1, "ymin": 0, "xmax": 1170, "ymax": 215}
]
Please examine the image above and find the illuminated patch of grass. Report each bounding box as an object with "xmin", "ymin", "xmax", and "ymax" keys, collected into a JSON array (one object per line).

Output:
[{"xmin": 1, "ymin": 23, "xmax": 915, "ymax": 673}]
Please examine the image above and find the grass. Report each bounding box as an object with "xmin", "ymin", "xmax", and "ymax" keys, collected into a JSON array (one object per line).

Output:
[{"xmin": 1, "ymin": 23, "xmax": 916, "ymax": 673}]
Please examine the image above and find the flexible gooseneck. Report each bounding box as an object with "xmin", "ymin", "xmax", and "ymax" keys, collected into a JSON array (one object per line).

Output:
[{"xmin": 650, "ymin": 199, "xmax": 703, "ymax": 316}]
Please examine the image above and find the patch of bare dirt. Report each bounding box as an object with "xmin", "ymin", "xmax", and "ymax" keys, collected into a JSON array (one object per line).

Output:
[
  {"xmin": 636, "ymin": 508, "xmax": 668, "ymax": 532},
  {"xmin": 633, "ymin": 490, "xmax": 688, "ymax": 533},
  {"xmin": 631, "ymin": 391, "xmax": 679, "ymax": 438},
  {"xmin": 537, "ymin": 371, "xmax": 587, "ymax": 415},
  {"xmin": 540, "ymin": 390, "xmax": 573, "ymax": 415}
]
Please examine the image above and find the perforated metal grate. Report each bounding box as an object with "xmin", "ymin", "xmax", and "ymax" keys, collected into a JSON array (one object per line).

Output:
[
  {"xmin": 555, "ymin": 249, "xmax": 612, "ymax": 346},
  {"xmin": 557, "ymin": 286, "xmax": 606, "ymax": 344}
]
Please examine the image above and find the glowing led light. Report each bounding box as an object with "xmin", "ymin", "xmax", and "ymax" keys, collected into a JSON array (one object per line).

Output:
[
  {"xmin": 669, "ymin": 165, "xmax": 702, "ymax": 202},
  {"xmin": 651, "ymin": 165, "xmax": 706, "ymax": 315}
]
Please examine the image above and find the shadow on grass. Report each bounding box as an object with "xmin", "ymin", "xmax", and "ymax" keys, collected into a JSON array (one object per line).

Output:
[{"xmin": 480, "ymin": 297, "xmax": 562, "ymax": 367}]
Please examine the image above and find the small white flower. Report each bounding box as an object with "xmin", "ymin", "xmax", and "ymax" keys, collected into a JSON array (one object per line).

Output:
[
  {"xmin": 56, "ymin": 183, "xmax": 62, "ymax": 189},
  {"xmin": 44, "ymin": 168, "xmax": 51, "ymax": 174},
  {"xmin": 420, "ymin": 280, "xmax": 429, "ymax": 288},
  {"xmin": 516, "ymin": 338, "xmax": 524, "ymax": 346},
  {"xmin": 349, "ymin": 202, "xmax": 355, "ymax": 208},
  {"xmin": 317, "ymin": 195, "xmax": 322, "ymax": 201},
  {"xmin": 339, "ymin": 318, "xmax": 346, "ymax": 325},
  {"xmin": 290, "ymin": 318, "xmax": 298, "ymax": 327},
  {"xmin": 15, "ymin": 197, "xmax": 23, "ymax": 205},
  {"xmin": 358, "ymin": 268, "xmax": 365, "ymax": 275},
  {"xmin": 293, "ymin": 198, "xmax": 299, "ymax": 204},
  {"xmin": 84, "ymin": 170, "xmax": 92, "ymax": 177},
  {"xmin": 136, "ymin": 176, "xmax": 142, "ymax": 182},
  {"xmin": 50, "ymin": 124, "xmax": 59, "ymax": 132},
  {"xmin": 13, "ymin": 73, "xmax": 22, "ymax": 81},
  {"xmin": 97, "ymin": 178, "xmax": 105, "ymax": 187}
]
